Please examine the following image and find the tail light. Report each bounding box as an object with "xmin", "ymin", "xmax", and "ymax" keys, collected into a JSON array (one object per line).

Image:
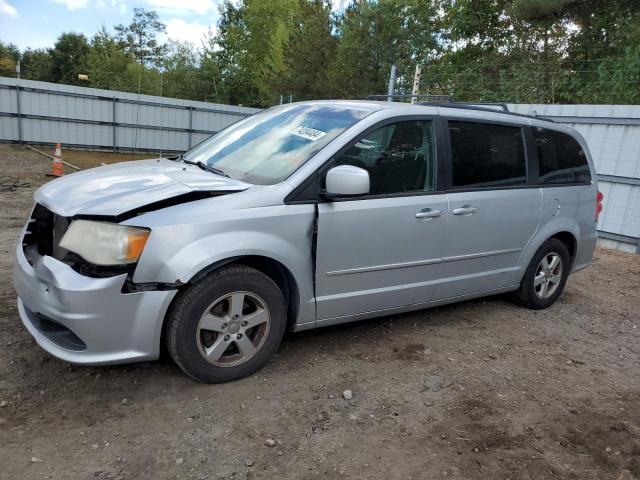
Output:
[{"xmin": 595, "ymin": 190, "xmax": 603, "ymax": 221}]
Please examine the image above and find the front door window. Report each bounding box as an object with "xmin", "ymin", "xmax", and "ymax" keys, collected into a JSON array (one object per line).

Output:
[{"xmin": 335, "ymin": 120, "xmax": 435, "ymax": 195}]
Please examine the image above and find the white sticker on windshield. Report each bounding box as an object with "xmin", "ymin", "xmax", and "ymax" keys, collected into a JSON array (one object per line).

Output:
[{"xmin": 290, "ymin": 126, "xmax": 327, "ymax": 141}]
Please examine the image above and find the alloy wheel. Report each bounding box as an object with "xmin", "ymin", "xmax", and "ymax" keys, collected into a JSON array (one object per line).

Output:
[
  {"xmin": 533, "ymin": 252, "xmax": 563, "ymax": 299},
  {"xmin": 196, "ymin": 291, "xmax": 270, "ymax": 367}
]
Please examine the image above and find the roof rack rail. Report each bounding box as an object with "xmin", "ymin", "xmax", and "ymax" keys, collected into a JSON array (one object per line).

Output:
[
  {"xmin": 366, "ymin": 94, "xmax": 555, "ymax": 123},
  {"xmin": 415, "ymin": 102, "xmax": 556, "ymax": 123},
  {"xmin": 367, "ymin": 94, "xmax": 453, "ymax": 102},
  {"xmin": 451, "ymin": 102, "xmax": 509, "ymax": 112}
]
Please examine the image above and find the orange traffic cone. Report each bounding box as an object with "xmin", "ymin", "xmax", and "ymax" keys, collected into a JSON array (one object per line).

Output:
[{"xmin": 49, "ymin": 143, "xmax": 64, "ymax": 177}]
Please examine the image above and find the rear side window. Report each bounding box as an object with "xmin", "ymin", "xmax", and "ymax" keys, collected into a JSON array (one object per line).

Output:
[
  {"xmin": 448, "ymin": 121, "xmax": 526, "ymax": 188},
  {"xmin": 533, "ymin": 128, "xmax": 591, "ymax": 184}
]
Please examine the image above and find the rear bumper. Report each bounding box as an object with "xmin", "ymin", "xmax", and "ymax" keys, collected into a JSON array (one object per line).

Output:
[{"xmin": 14, "ymin": 241, "xmax": 176, "ymax": 365}]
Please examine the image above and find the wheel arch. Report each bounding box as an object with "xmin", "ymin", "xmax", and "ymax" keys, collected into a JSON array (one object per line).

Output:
[
  {"xmin": 170, "ymin": 255, "xmax": 301, "ymax": 334},
  {"xmin": 514, "ymin": 220, "xmax": 580, "ymax": 285},
  {"xmin": 549, "ymin": 231, "xmax": 577, "ymax": 268}
]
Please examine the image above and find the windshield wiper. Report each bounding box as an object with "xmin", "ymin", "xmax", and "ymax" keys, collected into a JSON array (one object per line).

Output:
[{"xmin": 182, "ymin": 158, "xmax": 229, "ymax": 178}]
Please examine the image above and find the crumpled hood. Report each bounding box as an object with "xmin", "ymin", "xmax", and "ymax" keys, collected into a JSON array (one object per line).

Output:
[{"xmin": 35, "ymin": 158, "xmax": 251, "ymax": 217}]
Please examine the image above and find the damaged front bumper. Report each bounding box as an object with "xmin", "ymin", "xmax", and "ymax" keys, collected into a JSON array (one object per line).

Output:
[{"xmin": 14, "ymin": 240, "xmax": 177, "ymax": 365}]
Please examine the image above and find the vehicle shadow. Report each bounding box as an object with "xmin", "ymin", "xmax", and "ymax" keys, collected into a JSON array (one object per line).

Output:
[{"xmin": 5, "ymin": 292, "xmax": 520, "ymax": 397}]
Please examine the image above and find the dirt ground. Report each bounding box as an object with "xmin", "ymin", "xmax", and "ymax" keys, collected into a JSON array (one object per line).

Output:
[{"xmin": 0, "ymin": 144, "xmax": 638, "ymax": 480}]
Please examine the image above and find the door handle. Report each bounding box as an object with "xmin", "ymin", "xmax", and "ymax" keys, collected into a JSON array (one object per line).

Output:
[
  {"xmin": 415, "ymin": 208, "xmax": 441, "ymax": 219},
  {"xmin": 452, "ymin": 205, "xmax": 477, "ymax": 215}
]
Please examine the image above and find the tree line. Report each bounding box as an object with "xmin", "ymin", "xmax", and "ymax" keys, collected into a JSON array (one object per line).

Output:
[{"xmin": 1, "ymin": 0, "xmax": 639, "ymax": 107}]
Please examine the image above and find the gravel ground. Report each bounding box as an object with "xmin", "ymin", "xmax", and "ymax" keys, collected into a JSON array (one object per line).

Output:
[{"xmin": 0, "ymin": 145, "xmax": 638, "ymax": 480}]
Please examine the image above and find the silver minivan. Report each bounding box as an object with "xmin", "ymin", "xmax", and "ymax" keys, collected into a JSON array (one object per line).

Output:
[{"xmin": 14, "ymin": 101, "xmax": 601, "ymax": 383}]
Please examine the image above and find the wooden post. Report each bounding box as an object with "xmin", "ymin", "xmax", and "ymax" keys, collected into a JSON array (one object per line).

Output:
[
  {"xmin": 411, "ymin": 65, "xmax": 422, "ymax": 104},
  {"xmin": 387, "ymin": 64, "xmax": 397, "ymax": 102}
]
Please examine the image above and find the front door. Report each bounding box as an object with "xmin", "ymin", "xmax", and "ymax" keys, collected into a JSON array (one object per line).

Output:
[
  {"xmin": 314, "ymin": 119, "xmax": 447, "ymax": 321},
  {"xmin": 433, "ymin": 120, "xmax": 542, "ymax": 300}
]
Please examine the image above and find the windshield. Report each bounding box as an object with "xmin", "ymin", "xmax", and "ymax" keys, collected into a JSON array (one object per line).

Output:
[{"xmin": 183, "ymin": 103, "xmax": 377, "ymax": 185}]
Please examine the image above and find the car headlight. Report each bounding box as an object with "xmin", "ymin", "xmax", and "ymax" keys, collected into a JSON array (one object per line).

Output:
[{"xmin": 59, "ymin": 220, "xmax": 150, "ymax": 266}]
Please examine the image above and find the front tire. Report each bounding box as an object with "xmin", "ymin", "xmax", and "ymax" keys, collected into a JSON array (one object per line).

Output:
[
  {"xmin": 165, "ymin": 264, "xmax": 287, "ymax": 383},
  {"xmin": 514, "ymin": 238, "xmax": 570, "ymax": 309}
]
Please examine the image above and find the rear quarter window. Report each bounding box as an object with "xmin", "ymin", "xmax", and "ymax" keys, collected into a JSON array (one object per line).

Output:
[{"xmin": 533, "ymin": 128, "xmax": 592, "ymax": 184}]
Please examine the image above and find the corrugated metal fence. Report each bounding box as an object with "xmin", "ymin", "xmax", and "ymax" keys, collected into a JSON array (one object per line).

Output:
[
  {"xmin": 0, "ymin": 77, "xmax": 637, "ymax": 252},
  {"xmin": 0, "ymin": 77, "xmax": 259, "ymax": 153},
  {"xmin": 509, "ymin": 104, "xmax": 640, "ymax": 253}
]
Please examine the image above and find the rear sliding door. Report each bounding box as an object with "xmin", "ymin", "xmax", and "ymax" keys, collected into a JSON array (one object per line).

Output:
[{"xmin": 433, "ymin": 120, "xmax": 542, "ymax": 300}]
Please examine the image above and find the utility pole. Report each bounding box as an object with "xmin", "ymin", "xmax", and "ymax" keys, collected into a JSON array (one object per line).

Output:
[
  {"xmin": 411, "ymin": 64, "xmax": 422, "ymax": 104},
  {"xmin": 387, "ymin": 64, "xmax": 397, "ymax": 102}
]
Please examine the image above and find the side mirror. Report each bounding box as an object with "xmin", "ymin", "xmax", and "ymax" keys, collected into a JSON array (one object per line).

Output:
[{"xmin": 324, "ymin": 165, "xmax": 370, "ymax": 200}]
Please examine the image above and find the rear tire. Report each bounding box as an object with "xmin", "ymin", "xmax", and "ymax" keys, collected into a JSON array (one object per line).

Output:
[
  {"xmin": 165, "ymin": 264, "xmax": 287, "ymax": 383},
  {"xmin": 513, "ymin": 238, "xmax": 570, "ymax": 309}
]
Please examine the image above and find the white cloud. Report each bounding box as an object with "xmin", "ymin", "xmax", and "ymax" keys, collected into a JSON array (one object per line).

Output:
[
  {"xmin": 52, "ymin": 0, "xmax": 90, "ymax": 10},
  {"xmin": 103, "ymin": 0, "xmax": 126, "ymax": 14},
  {"xmin": 144, "ymin": 0, "xmax": 215, "ymax": 15},
  {"xmin": 165, "ymin": 18, "xmax": 212, "ymax": 45},
  {"xmin": 0, "ymin": 0, "xmax": 18, "ymax": 17}
]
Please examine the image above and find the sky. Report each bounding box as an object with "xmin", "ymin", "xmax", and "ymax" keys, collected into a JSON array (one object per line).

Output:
[{"xmin": 0, "ymin": 0, "xmax": 349, "ymax": 52}]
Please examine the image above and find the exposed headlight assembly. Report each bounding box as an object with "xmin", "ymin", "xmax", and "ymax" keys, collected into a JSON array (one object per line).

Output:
[{"xmin": 59, "ymin": 220, "xmax": 150, "ymax": 266}]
